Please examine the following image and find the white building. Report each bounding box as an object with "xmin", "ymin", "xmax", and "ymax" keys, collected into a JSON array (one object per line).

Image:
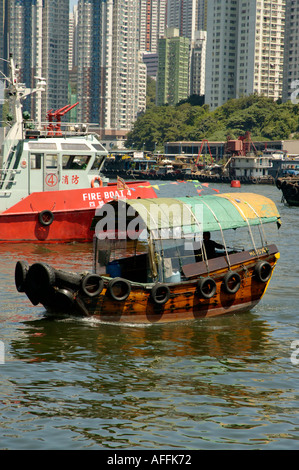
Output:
[
  {"xmin": 139, "ymin": 0, "xmax": 167, "ymax": 53},
  {"xmin": 205, "ymin": 0, "xmax": 239, "ymax": 110},
  {"xmin": 230, "ymin": 154, "xmax": 273, "ymax": 179},
  {"xmin": 104, "ymin": 0, "xmax": 146, "ymax": 131},
  {"xmin": 167, "ymin": 0, "xmax": 197, "ymax": 42},
  {"xmin": 237, "ymin": 0, "xmax": 285, "ymax": 100},
  {"xmin": 77, "ymin": 0, "xmax": 146, "ymax": 134},
  {"xmin": 206, "ymin": 0, "xmax": 286, "ymax": 110},
  {"xmin": 190, "ymin": 30, "xmax": 207, "ymax": 96},
  {"xmin": 69, "ymin": 5, "xmax": 78, "ymax": 71},
  {"xmin": 8, "ymin": 0, "xmax": 69, "ymax": 121},
  {"xmin": 282, "ymin": 0, "xmax": 299, "ymax": 103}
]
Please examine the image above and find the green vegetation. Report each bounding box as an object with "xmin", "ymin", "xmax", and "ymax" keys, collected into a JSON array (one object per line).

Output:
[{"xmin": 126, "ymin": 94, "xmax": 299, "ymax": 151}]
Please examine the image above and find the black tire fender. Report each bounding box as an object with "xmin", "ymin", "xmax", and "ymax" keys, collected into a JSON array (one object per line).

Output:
[
  {"xmin": 223, "ymin": 271, "xmax": 241, "ymax": 294},
  {"xmin": 15, "ymin": 260, "xmax": 29, "ymax": 292},
  {"xmin": 197, "ymin": 277, "xmax": 217, "ymax": 299},
  {"xmin": 55, "ymin": 288, "xmax": 75, "ymax": 311},
  {"xmin": 26, "ymin": 262, "xmax": 56, "ymax": 296},
  {"xmin": 150, "ymin": 283, "xmax": 171, "ymax": 305},
  {"xmin": 108, "ymin": 277, "xmax": 131, "ymax": 301},
  {"xmin": 254, "ymin": 261, "xmax": 272, "ymax": 283},
  {"xmin": 24, "ymin": 262, "xmax": 56, "ymax": 306},
  {"xmin": 38, "ymin": 210, "xmax": 54, "ymax": 226},
  {"xmin": 81, "ymin": 274, "xmax": 104, "ymax": 298}
]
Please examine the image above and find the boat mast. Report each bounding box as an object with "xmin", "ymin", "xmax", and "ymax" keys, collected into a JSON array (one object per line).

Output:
[{"xmin": 1, "ymin": 55, "xmax": 46, "ymax": 162}]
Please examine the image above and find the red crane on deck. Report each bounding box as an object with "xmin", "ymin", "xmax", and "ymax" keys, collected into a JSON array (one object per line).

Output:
[{"xmin": 47, "ymin": 102, "xmax": 79, "ymax": 136}]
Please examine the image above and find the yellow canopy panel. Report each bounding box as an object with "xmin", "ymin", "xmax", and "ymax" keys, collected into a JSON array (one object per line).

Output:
[{"xmin": 217, "ymin": 193, "xmax": 281, "ymax": 224}]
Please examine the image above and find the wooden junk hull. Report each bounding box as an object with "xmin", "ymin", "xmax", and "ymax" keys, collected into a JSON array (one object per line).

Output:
[{"xmin": 16, "ymin": 244, "xmax": 279, "ymax": 324}]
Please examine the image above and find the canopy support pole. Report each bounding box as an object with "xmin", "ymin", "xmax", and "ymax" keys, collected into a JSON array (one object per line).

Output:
[
  {"xmin": 200, "ymin": 200, "xmax": 232, "ymax": 270},
  {"xmin": 225, "ymin": 198, "xmax": 259, "ymax": 258},
  {"xmin": 183, "ymin": 202, "xmax": 210, "ymax": 273}
]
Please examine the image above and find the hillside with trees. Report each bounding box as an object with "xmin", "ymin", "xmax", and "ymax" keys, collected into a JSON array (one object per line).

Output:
[{"xmin": 126, "ymin": 94, "xmax": 299, "ymax": 151}]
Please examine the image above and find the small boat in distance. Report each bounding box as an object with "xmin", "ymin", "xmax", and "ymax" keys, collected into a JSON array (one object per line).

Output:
[
  {"xmin": 0, "ymin": 55, "xmax": 156, "ymax": 243},
  {"xmin": 15, "ymin": 193, "xmax": 281, "ymax": 324},
  {"xmin": 276, "ymin": 177, "xmax": 299, "ymax": 206}
]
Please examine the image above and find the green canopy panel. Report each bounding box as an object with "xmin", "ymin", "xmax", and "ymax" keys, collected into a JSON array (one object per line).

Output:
[
  {"xmin": 91, "ymin": 193, "xmax": 281, "ymax": 238},
  {"xmin": 124, "ymin": 193, "xmax": 281, "ymax": 236}
]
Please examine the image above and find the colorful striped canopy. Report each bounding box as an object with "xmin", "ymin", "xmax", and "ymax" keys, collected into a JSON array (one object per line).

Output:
[{"xmin": 115, "ymin": 193, "xmax": 281, "ymax": 235}]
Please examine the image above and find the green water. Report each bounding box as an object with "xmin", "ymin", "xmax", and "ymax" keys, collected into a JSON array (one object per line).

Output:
[{"xmin": 0, "ymin": 183, "xmax": 299, "ymax": 450}]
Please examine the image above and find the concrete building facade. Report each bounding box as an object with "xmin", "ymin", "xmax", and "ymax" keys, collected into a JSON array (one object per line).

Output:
[
  {"xmin": 282, "ymin": 0, "xmax": 299, "ymax": 103},
  {"xmin": 190, "ymin": 29, "xmax": 206, "ymax": 96},
  {"xmin": 8, "ymin": 0, "xmax": 69, "ymax": 122},
  {"xmin": 205, "ymin": 0, "xmax": 286, "ymax": 110},
  {"xmin": 156, "ymin": 28, "xmax": 190, "ymax": 106},
  {"xmin": 77, "ymin": 0, "xmax": 147, "ymax": 135}
]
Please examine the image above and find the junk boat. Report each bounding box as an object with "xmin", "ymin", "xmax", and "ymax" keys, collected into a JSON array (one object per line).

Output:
[
  {"xmin": 276, "ymin": 177, "xmax": 299, "ymax": 206},
  {"xmin": 15, "ymin": 192, "xmax": 281, "ymax": 324},
  {"xmin": 0, "ymin": 56, "xmax": 156, "ymax": 243}
]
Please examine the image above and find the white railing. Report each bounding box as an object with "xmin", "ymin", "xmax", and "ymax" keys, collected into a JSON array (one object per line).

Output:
[{"xmin": 23, "ymin": 121, "xmax": 100, "ymax": 138}]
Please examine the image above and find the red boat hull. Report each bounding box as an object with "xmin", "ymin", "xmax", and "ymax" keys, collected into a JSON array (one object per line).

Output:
[{"xmin": 0, "ymin": 181, "xmax": 156, "ymax": 243}]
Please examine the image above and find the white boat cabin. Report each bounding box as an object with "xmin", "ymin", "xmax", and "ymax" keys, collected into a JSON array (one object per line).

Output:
[{"xmin": 229, "ymin": 153, "xmax": 273, "ymax": 179}]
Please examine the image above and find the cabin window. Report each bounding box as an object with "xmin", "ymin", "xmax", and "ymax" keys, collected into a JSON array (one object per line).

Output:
[
  {"xmin": 92, "ymin": 143, "xmax": 106, "ymax": 151},
  {"xmin": 62, "ymin": 155, "xmax": 91, "ymax": 170},
  {"xmin": 28, "ymin": 143, "xmax": 57, "ymax": 150},
  {"xmin": 154, "ymin": 238, "xmax": 199, "ymax": 282},
  {"xmin": 45, "ymin": 154, "xmax": 58, "ymax": 168},
  {"xmin": 95, "ymin": 238, "xmax": 150, "ymax": 283},
  {"xmin": 30, "ymin": 153, "xmax": 42, "ymax": 169},
  {"xmin": 61, "ymin": 143, "xmax": 90, "ymax": 151},
  {"xmin": 91, "ymin": 155, "xmax": 106, "ymax": 170}
]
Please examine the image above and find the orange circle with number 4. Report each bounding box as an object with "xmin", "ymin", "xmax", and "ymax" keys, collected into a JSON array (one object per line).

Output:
[{"xmin": 45, "ymin": 173, "xmax": 58, "ymax": 187}]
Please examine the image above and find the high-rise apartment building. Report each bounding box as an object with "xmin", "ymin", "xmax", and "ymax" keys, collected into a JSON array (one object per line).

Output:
[
  {"xmin": 205, "ymin": 0, "xmax": 239, "ymax": 110},
  {"xmin": 106, "ymin": 0, "xmax": 146, "ymax": 131},
  {"xmin": 156, "ymin": 28, "xmax": 190, "ymax": 106},
  {"xmin": 9, "ymin": 0, "xmax": 39, "ymax": 117},
  {"xmin": 166, "ymin": 0, "xmax": 208, "ymax": 100},
  {"xmin": 139, "ymin": 0, "xmax": 167, "ymax": 80},
  {"xmin": 139, "ymin": 0, "xmax": 167, "ymax": 53},
  {"xmin": 41, "ymin": 0, "xmax": 69, "ymax": 118},
  {"xmin": 237, "ymin": 0, "xmax": 285, "ymax": 100},
  {"xmin": 8, "ymin": 0, "xmax": 69, "ymax": 121},
  {"xmin": 76, "ymin": 0, "xmax": 105, "ymax": 125},
  {"xmin": 190, "ymin": 30, "xmax": 206, "ymax": 96},
  {"xmin": 197, "ymin": 0, "xmax": 208, "ymax": 31},
  {"xmin": 69, "ymin": 5, "xmax": 78, "ymax": 71},
  {"xmin": 282, "ymin": 0, "xmax": 299, "ymax": 102},
  {"xmin": 206, "ymin": 0, "xmax": 286, "ymax": 110},
  {"xmin": 167, "ymin": 0, "xmax": 197, "ymax": 42},
  {"xmin": 77, "ymin": 0, "xmax": 147, "ymax": 133}
]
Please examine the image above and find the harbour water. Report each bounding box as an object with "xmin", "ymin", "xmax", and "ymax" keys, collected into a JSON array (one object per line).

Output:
[{"xmin": 0, "ymin": 181, "xmax": 299, "ymax": 450}]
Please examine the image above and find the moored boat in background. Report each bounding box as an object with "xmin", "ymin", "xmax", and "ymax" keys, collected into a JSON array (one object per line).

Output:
[
  {"xmin": 15, "ymin": 192, "xmax": 281, "ymax": 323},
  {"xmin": 276, "ymin": 177, "xmax": 299, "ymax": 206}
]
